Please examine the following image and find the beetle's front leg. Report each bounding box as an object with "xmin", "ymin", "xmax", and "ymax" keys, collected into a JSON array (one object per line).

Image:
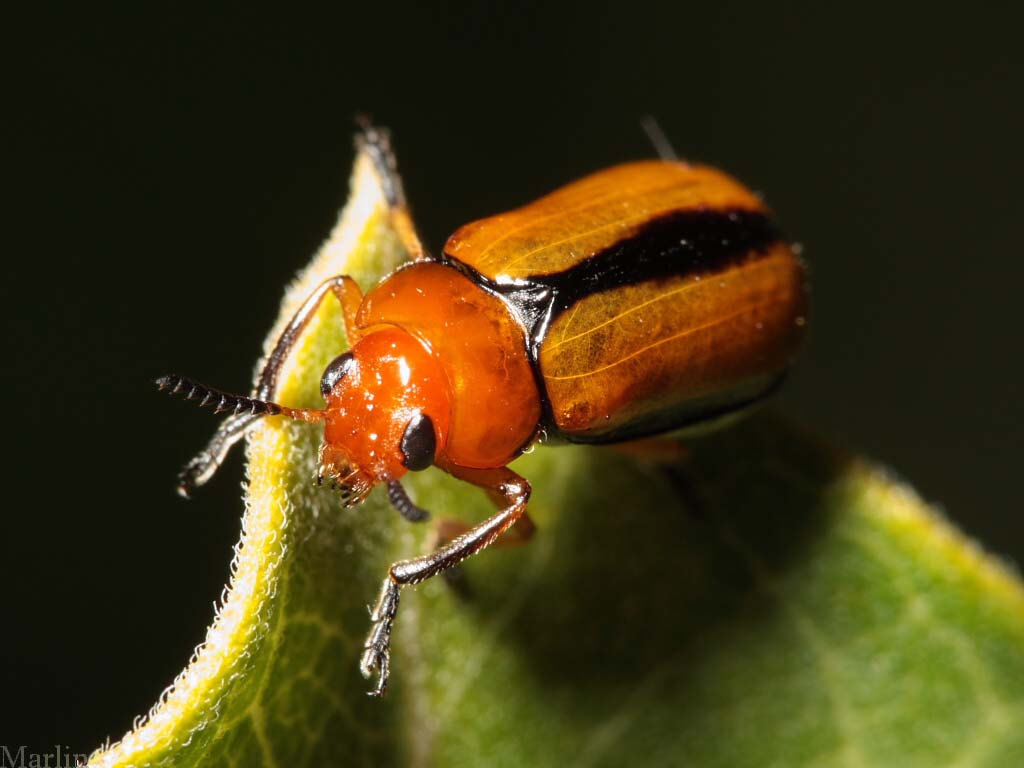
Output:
[
  {"xmin": 176, "ymin": 275, "xmax": 364, "ymax": 497},
  {"xmin": 360, "ymin": 466, "xmax": 531, "ymax": 696}
]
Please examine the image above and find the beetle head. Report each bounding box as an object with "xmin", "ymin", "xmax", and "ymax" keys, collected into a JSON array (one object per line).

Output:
[{"xmin": 317, "ymin": 327, "xmax": 450, "ymax": 506}]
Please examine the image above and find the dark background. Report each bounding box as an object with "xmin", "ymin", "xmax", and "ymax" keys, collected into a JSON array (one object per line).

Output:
[{"xmin": 7, "ymin": 2, "xmax": 1023, "ymax": 757}]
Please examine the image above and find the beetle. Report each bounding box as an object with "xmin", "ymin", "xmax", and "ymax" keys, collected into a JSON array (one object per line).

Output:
[{"xmin": 157, "ymin": 122, "xmax": 807, "ymax": 696}]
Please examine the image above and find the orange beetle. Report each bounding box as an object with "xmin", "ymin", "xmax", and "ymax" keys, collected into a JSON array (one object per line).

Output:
[{"xmin": 158, "ymin": 122, "xmax": 806, "ymax": 695}]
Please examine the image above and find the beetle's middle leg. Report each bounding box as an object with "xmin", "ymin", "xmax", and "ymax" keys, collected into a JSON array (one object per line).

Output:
[{"xmin": 360, "ymin": 465, "xmax": 531, "ymax": 696}]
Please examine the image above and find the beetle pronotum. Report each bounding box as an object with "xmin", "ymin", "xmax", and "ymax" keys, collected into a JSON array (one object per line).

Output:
[{"xmin": 158, "ymin": 122, "xmax": 807, "ymax": 695}]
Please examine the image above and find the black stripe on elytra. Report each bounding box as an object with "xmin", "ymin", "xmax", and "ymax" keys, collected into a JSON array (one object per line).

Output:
[
  {"xmin": 532, "ymin": 207, "xmax": 781, "ymax": 317},
  {"xmin": 443, "ymin": 207, "xmax": 782, "ymax": 346},
  {"xmin": 439, "ymin": 207, "xmax": 784, "ymax": 441}
]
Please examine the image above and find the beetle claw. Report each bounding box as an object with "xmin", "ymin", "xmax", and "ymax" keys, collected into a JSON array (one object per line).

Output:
[
  {"xmin": 361, "ymin": 577, "xmax": 400, "ymax": 696},
  {"xmin": 360, "ymin": 644, "xmax": 390, "ymax": 697}
]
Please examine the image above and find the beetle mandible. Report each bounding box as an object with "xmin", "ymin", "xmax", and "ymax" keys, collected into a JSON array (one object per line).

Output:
[{"xmin": 157, "ymin": 121, "xmax": 807, "ymax": 696}]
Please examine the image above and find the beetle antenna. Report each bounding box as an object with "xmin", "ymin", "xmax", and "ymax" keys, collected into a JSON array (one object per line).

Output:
[
  {"xmin": 640, "ymin": 114, "xmax": 679, "ymax": 162},
  {"xmin": 155, "ymin": 374, "xmax": 324, "ymax": 423}
]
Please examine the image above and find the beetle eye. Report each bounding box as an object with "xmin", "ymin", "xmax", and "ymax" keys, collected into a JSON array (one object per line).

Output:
[
  {"xmin": 400, "ymin": 413, "xmax": 436, "ymax": 471},
  {"xmin": 320, "ymin": 351, "xmax": 355, "ymax": 399}
]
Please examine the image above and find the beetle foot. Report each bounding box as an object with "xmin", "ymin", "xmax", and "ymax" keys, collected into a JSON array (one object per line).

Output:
[{"xmin": 360, "ymin": 576, "xmax": 400, "ymax": 696}]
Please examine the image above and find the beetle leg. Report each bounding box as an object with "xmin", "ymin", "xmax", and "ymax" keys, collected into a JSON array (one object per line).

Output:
[
  {"xmin": 175, "ymin": 412, "xmax": 260, "ymax": 497},
  {"xmin": 360, "ymin": 466, "xmax": 531, "ymax": 696},
  {"xmin": 332, "ymin": 274, "xmax": 364, "ymax": 345},
  {"xmin": 253, "ymin": 275, "xmax": 365, "ymax": 401},
  {"xmin": 176, "ymin": 275, "xmax": 364, "ymax": 497},
  {"xmin": 355, "ymin": 117, "xmax": 430, "ymax": 262},
  {"xmin": 433, "ymin": 511, "xmax": 536, "ymax": 597},
  {"xmin": 435, "ymin": 511, "xmax": 536, "ymax": 548}
]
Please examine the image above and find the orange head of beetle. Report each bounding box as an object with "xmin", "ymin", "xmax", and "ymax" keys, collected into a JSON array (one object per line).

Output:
[
  {"xmin": 316, "ymin": 327, "xmax": 451, "ymax": 506},
  {"xmin": 157, "ymin": 326, "xmax": 451, "ymax": 506}
]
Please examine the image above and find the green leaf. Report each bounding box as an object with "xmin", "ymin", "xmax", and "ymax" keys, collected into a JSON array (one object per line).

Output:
[{"xmin": 89, "ymin": 151, "xmax": 1024, "ymax": 768}]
